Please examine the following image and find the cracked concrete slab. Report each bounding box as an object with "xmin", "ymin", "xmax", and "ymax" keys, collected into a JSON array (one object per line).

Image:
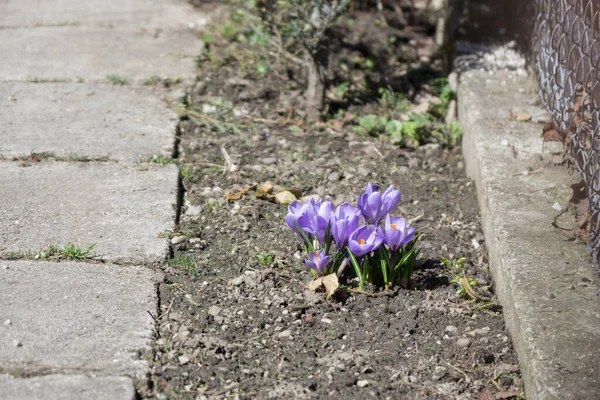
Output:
[
  {"xmin": 0, "ymin": 161, "xmax": 178, "ymax": 265},
  {"xmin": 0, "ymin": 375, "xmax": 135, "ymax": 400},
  {"xmin": 459, "ymin": 69, "xmax": 600, "ymax": 399},
  {"xmin": 0, "ymin": 26, "xmax": 203, "ymax": 83},
  {"xmin": 0, "ymin": 0, "xmax": 208, "ymax": 30},
  {"xmin": 0, "ymin": 261, "xmax": 157, "ymax": 378},
  {"xmin": 0, "ymin": 83, "xmax": 178, "ymax": 161}
]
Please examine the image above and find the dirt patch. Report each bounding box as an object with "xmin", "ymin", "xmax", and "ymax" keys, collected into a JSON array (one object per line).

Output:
[{"xmin": 138, "ymin": 2, "xmax": 523, "ymax": 399}]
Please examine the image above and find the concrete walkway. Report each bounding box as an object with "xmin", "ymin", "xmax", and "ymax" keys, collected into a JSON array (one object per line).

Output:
[
  {"xmin": 0, "ymin": 1, "xmax": 204, "ymax": 398},
  {"xmin": 459, "ymin": 68, "xmax": 600, "ymax": 399}
]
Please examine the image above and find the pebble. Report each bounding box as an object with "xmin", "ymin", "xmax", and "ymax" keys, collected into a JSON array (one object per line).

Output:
[
  {"xmin": 357, "ymin": 380, "xmax": 369, "ymax": 388},
  {"xmin": 208, "ymin": 306, "xmax": 222, "ymax": 317},
  {"xmin": 457, "ymin": 338, "xmax": 471, "ymax": 348},
  {"xmin": 552, "ymin": 202, "xmax": 563, "ymax": 211},
  {"xmin": 321, "ymin": 318, "xmax": 332, "ymax": 324},
  {"xmin": 278, "ymin": 329, "xmax": 291, "ymax": 338},
  {"xmin": 432, "ymin": 366, "xmax": 447, "ymax": 381},
  {"xmin": 3, "ymin": 319, "xmax": 11, "ymax": 325},
  {"xmin": 178, "ymin": 355, "xmax": 190, "ymax": 365},
  {"xmin": 230, "ymin": 276, "xmax": 244, "ymax": 286},
  {"xmin": 13, "ymin": 340, "xmax": 22, "ymax": 347},
  {"xmin": 262, "ymin": 157, "xmax": 277, "ymax": 165},
  {"xmin": 185, "ymin": 205, "xmax": 202, "ymax": 216},
  {"xmin": 171, "ymin": 236, "xmax": 187, "ymax": 245},
  {"xmin": 399, "ymin": 166, "xmax": 410, "ymax": 175},
  {"xmin": 445, "ymin": 325, "xmax": 458, "ymax": 334},
  {"xmin": 473, "ymin": 326, "xmax": 490, "ymax": 336},
  {"xmin": 1, "ymin": 265, "xmax": 8, "ymax": 270},
  {"xmin": 327, "ymin": 172, "xmax": 341, "ymax": 181}
]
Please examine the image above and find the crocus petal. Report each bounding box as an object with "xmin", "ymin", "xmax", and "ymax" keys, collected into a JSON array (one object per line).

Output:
[
  {"xmin": 348, "ymin": 225, "xmax": 383, "ymax": 256},
  {"xmin": 401, "ymin": 227, "xmax": 416, "ymax": 245},
  {"xmin": 381, "ymin": 186, "xmax": 401, "ymax": 215},
  {"xmin": 304, "ymin": 258, "xmax": 317, "ymax": 270},
  {"xmin": 365, "ymin": 182, "xmax": 379, "ymax": 194},
  {"xmin": 363, "ymin": 192, "xmax": 382, "ymax": 222}
]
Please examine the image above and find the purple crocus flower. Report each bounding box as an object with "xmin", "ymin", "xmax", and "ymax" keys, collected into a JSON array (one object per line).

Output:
[
  {"xmin": 304, "ymin": 249, "xmax": 331, "ymax": 275},
  {"xmin": 357, "ymin": 183, "xmax": 401, "ymax": 225},
  {"xmin": 297, "ymin": 199, "xmax": 333, "ymax": 242},
  {"xmin": 286, "ymin": 200, "xmax": 312, "ymax": 236},
  {"xmin": 330, "ymin": 203, "xmax": 361, "ymax": 249},
  {"xmin": 348, "ymin": 225, "xmax": 384, "ymax": 257},
  {"xmin": 382, "ymin": 214, "xmax": 416, "ymax": 252}
]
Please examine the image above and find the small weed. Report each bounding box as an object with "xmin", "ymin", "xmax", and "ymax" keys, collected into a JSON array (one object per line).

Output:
[
  {"xmin": 143, "ymin": 75, "xmax": 162, "ymax": 86},
  {"xmin": 441, "ymin": 257, "xmax": 480, "ymax": 299},
  {"xmin": 287, "ymin": 152, "xmax": 305, "ymax": 162},
  {"xmin": 333, "ymin": 82, "xmax": 350, "ymax": 100},
  {"xmin": 30, "ymin": 77, "xmax": 72, "ymax": 83},
  {"xmin": 25, "ymin": 242, "xmax": 98, "ymax": 260},
  {"xmin": 206, "ymin": 199, "xmax": 222, "ymax": 211},
  {"xmin": 169, "ymin": 254, "xmax": 199, "ymax": 278},
  {"xmin": 106, "ymin": 74, "xmax": 129, "ymax": 85},
  {"xmin": 150, "ymin": 154, "xmax": 175, "ymax": 165},
  {"xmin": 353, "ymin": 114, "xmax": 388, "ymax": 137},
  {"xmin": 179, "ymin": 166, "xmax": 192, "ymax": 181},
  {"xmin": 430, "ymin": 78, "xmax": 456, "ymax": 117},
  {"xmin": 58, "ymin": 242, "xmax": 98, "ymax": 259},
  {"xmin": 378, "ymin": 88, "xmax": 410, "ymax": 112},
  {"xmin": 252, "ymin": 249, "xmax": 275, "ymax": 265}
]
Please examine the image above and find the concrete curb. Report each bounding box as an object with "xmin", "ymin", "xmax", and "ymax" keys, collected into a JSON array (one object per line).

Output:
[{"xmin": 459, "ymin": 69, "xmax": 600, "ymax": 399}]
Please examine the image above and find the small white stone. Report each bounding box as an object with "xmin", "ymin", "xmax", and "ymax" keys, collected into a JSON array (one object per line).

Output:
[
  {"xmin": 3, "ymin": 319, "xmax": 11, "ymax": 325},
  {"xmin": 178, "ymin": 355, "xmax": 190, "ymax": 365},
  {"xmin": 208, "ymin": 306, "xmax": 222, "ymax": 317},
  {"xmin": 357, "ymin": 380, "xmax": 369, "ymax": 388},
  {"xmin": 171, "ymin": 235, "xmax": 187, "ymax": 245},
  {"xmin": 457, "ymin": 338, "xmax": 471, "ymax": 348},
  {"xmin": 321, "ymin": 318, "xmax": 332, "ymax": 324},
  {"xmin": 552, "ymin": 202, "xmax": 563, "ymax": 211},
  {"xmin": 445, "ymin": 325, "xmax": 458, "ymax": 334},
  {"xmin": 278, "ymin": 329, "xmax": 291, "ymax": 338}
]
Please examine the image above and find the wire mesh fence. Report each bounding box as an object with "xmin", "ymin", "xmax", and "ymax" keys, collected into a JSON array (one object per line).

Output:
[{"xmin": 533, "ymin": 0, "xmax": 600, "ymax": 271}]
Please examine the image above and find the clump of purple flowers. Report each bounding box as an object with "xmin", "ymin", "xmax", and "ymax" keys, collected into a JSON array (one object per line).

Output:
[{"xmin": 286, "ymin": 183, "xmax": 420, "ymax": 290}]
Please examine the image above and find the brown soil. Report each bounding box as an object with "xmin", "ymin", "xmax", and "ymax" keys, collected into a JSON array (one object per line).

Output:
[{"xmin": 138, "ymin": 2, "xmax": 524, "ymax": 399}]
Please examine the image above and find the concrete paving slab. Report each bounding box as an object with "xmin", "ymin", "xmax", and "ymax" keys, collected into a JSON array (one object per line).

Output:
[
  {"xmin": 0, "ymin": 26, "xmax": 203, "ymax": 83},
  {"xmin": 0, "ymin": 374, "xmax": 135, "ymax": 400},
  {"xmin": 0, "ymin": 261, "xmax": 157, "ymax": 377},
  {"xmin": 459, "ymin": 69, "xmax": 600, "ymax": 399},
  {"xmin": 0, "ymin": 161, "xmax": 178, "ymax": 265},
  {"xmin": 0, "ymin": 0, "xmax": 208, "ymax": 30},
  {"xmin": 0, "ymin": 83, "xmax": 178, "ymax": 161}
]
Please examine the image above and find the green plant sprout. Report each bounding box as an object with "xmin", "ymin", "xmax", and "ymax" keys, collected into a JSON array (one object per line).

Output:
[{"xmin": 169, "ymin": 254, "xmax": 199, "ymax": 278}]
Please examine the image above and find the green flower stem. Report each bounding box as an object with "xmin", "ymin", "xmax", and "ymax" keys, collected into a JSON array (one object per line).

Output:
[{"xmin": 347, "ymin": 249, "xmax": 364, "ymax": 290}]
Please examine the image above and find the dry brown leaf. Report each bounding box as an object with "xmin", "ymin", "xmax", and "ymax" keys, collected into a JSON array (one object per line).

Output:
[
  {"xmin": 274, "ymin": 190, "xmax": 297, "ymax": 204},
  {"xmin": 256, "ymin": 182, "xmax": 302, "ymax": 203},
  {"xmin": 511, "ymin": 110, "xmax": 532, "ymax": 122},
  {"xmin": 308, "ymin": 273, "xmax": 339, "ymax": 298},
  {"xmin": 495, "ymin": 390, "xmax": 519, "ymax": 399},
  {"xmin": 225, "ymin": 187, "xmax": 249, "ymax": 201},
  {"xmin": 476, "ymin": 392, "xmax": 495, "ymax": 400},
  {"xmin": 542, "ymin": 127, "xmax": 563, "ymax": 142},
  {"xmin": 259, "ymin": 182, "xmax": 274, "ymax": 193}
]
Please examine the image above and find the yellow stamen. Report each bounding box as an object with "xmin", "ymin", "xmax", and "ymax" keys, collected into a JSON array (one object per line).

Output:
[
  {"xmin": 391, "ymin": 223, "xmax": 397, "ymax": 229},
  {"xmin": 359, "ymin": 239, "xmax": 366, "ymax": 245}
]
